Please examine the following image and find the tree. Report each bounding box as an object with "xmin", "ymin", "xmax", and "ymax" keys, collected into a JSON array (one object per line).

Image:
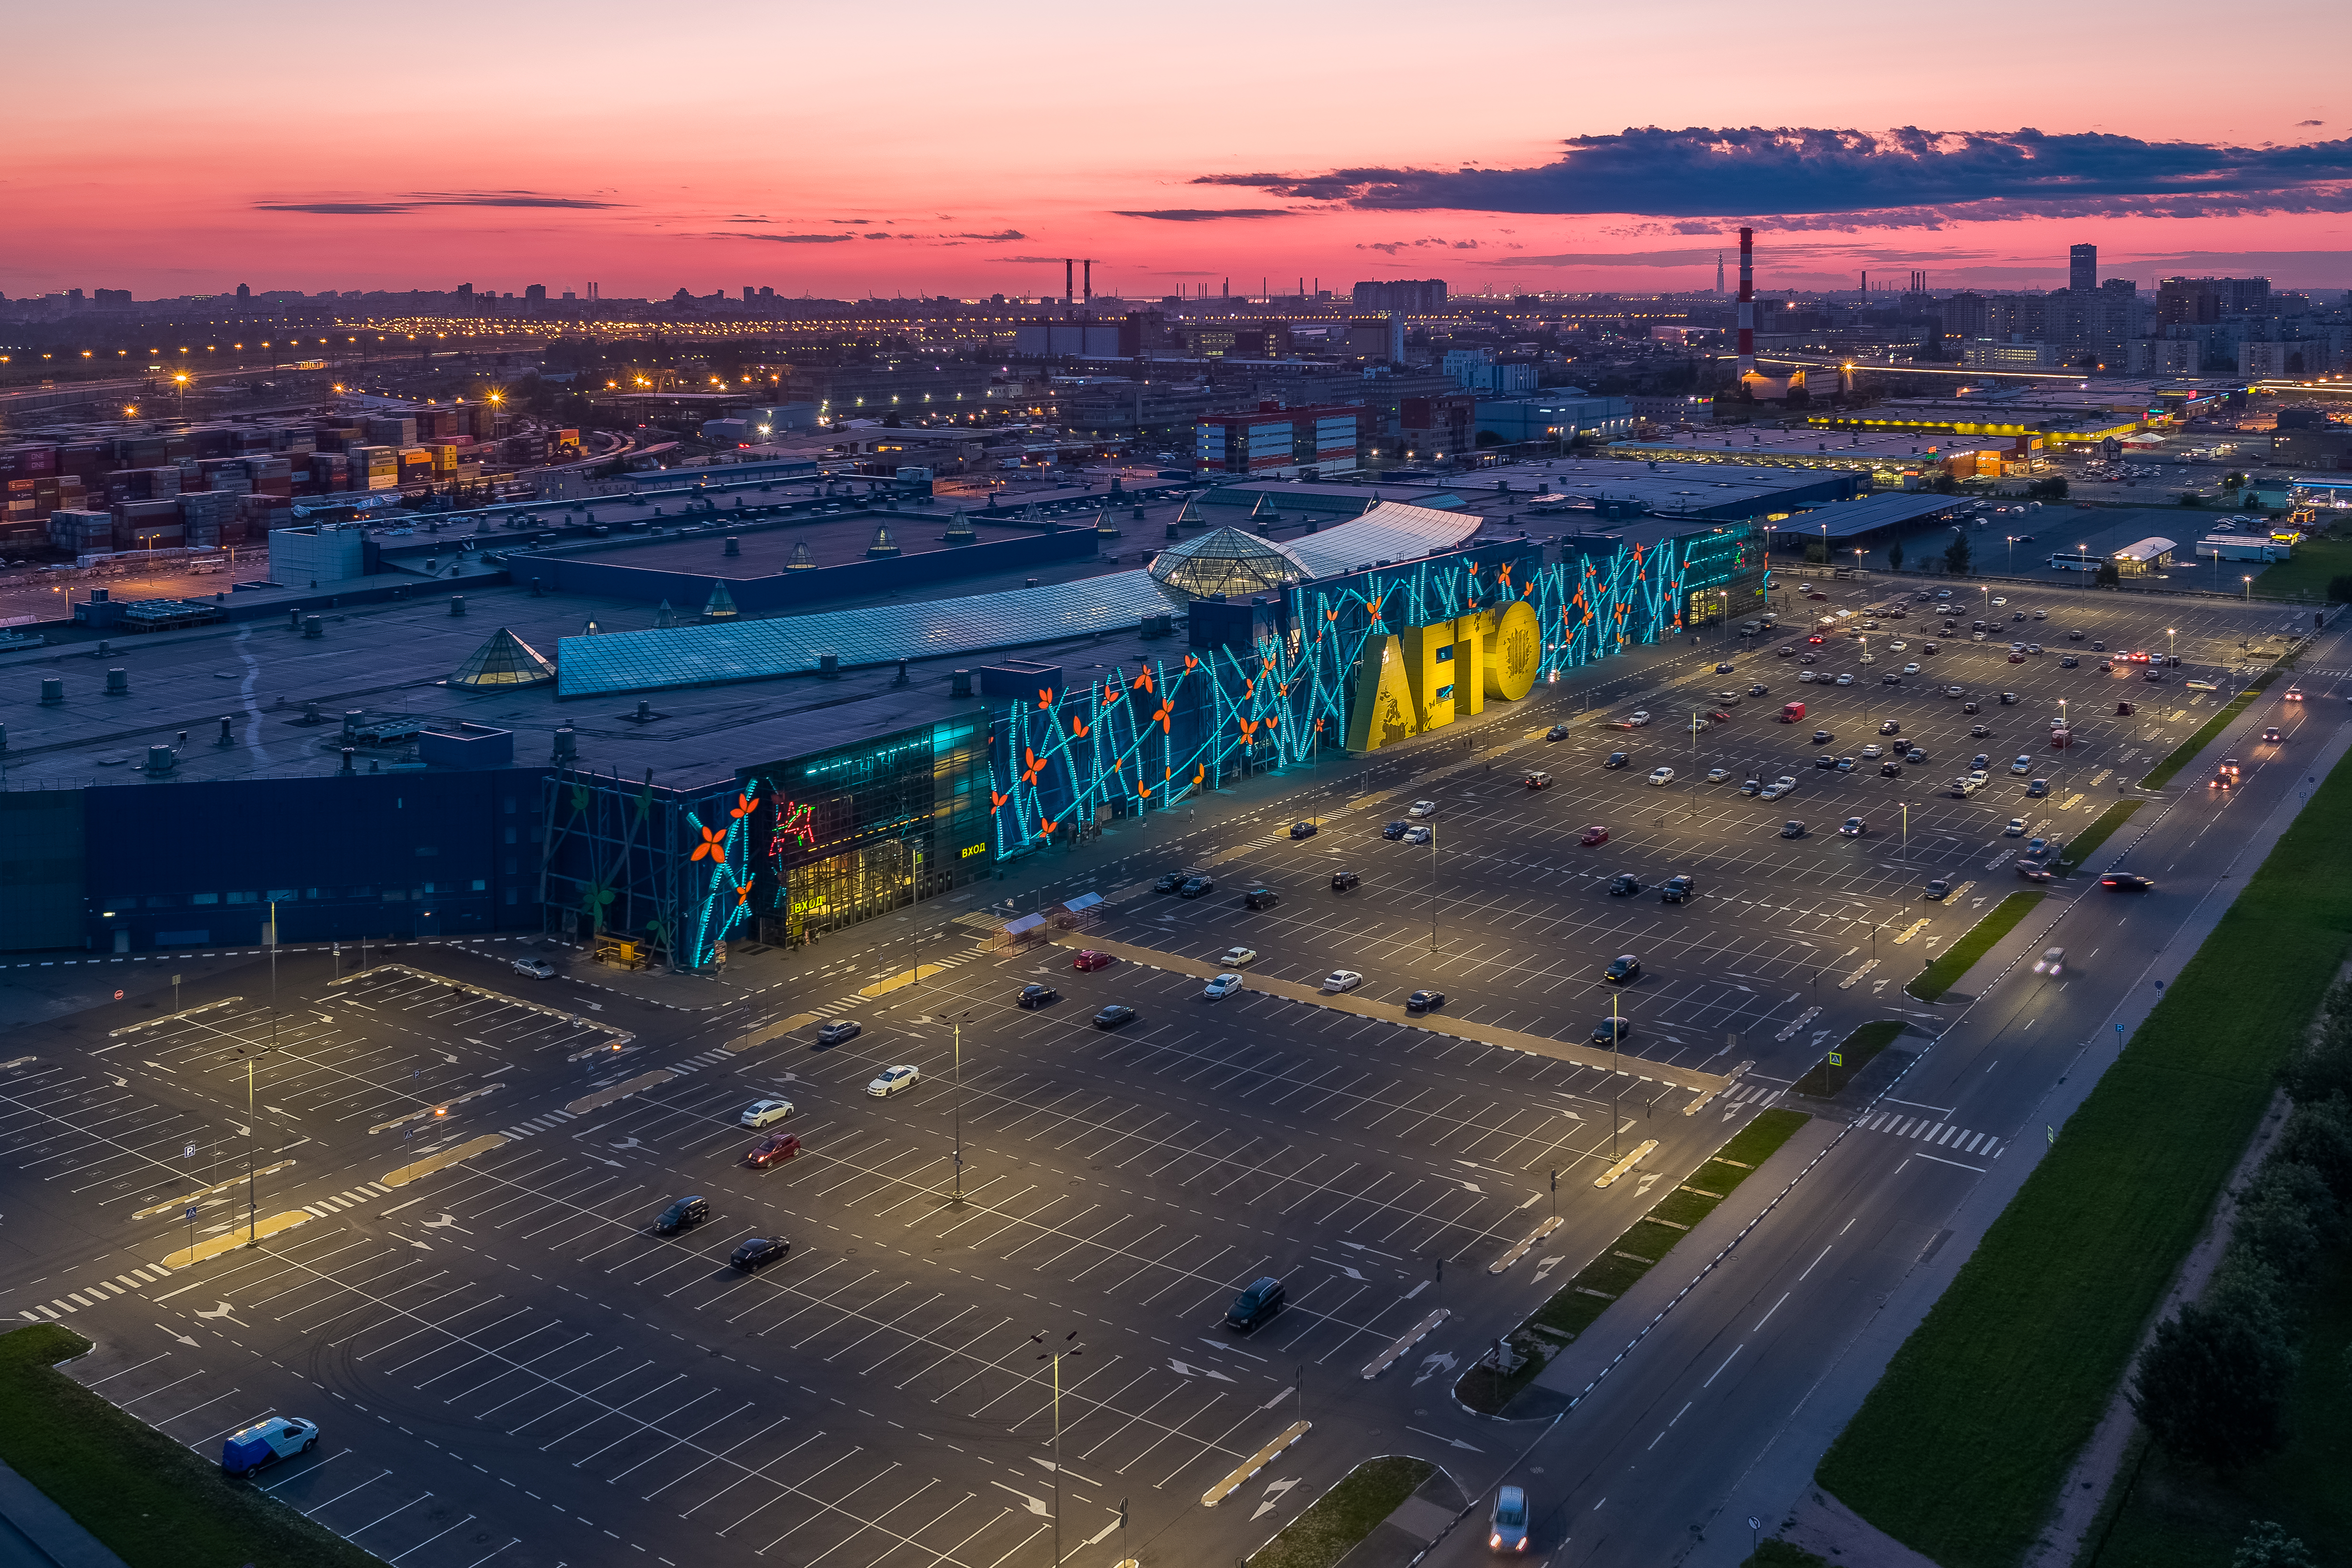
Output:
[
  {"xmin": 2028, "ymin": 476, "xmax": 2070, "ymax": 500},
  {"xmin": 1886, "ymin": 536, "xmax": 1906, "ymax": 572},
  {"xmin": 2127, "ymin": 1274, "xmax": 2299, "ymax": 1469},
  {"xmin": 1943, "ymin": 531, "xmax": 1972, "ymax": 575},
  {"xmin": 1804, "ymin": 537, "xmax": 1829, "ymax": 565},
  {"xmin": 2097, "ymin": 560, "xmax": 2121, "ymax": 588},
  {"xmin": 2327, "ymin": 575, "xmax": 2352, "ymax": 605},
  {"xmin": 2233, "ymin": 1522, "xmax": 2316, "ymax": 1568}
]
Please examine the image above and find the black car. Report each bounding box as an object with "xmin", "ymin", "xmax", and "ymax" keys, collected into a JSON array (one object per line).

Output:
[
  {"xmin": 1405, "ymin": 989, "xmax": 1446, "ymax": 1012},
  {"xmin": 1660, "ymin": 874, "xmax": 1696, "ymax": 903},
  {"xmin": 1878, "ymin": 719, "xmax": 1901, "ymax": 735},
  {"xmin": 1330, "ymin": 869, "xmax": 1361, "ymax": 891},
  {"xmin": 1178, "ymin": 875, "xmax": 1214, "ymax": 899},
  {"xmin": 729, "ymin": 1236, "xmax": 791, "ymax": 1271},
  {"xmin": 2101, "ymin": 872, "xmax": 2155, "ymax": 891},
  {"xmin": 1018, "ymin": 983, "xmax": 1060, "ymax": 1009},
  {"xmin": 1607, "ymin": 872, "xmax": 1641, "ymax": 896},
  {"xmin": 1748, "ymin": 683, "xmax": 1768, "ymax": 697},
  {"xmin": 1815, "ymin": 753, "xmax": 1839, "ymax": 769},
  {"xmin": 1999, "ymin": 691, "xmax": 2019, "ymax": 705},
  {"xmin": 1092, "ymin": 1003, "xmax": 1139, "ymax": 1029},
  {"xmin": 1545, "ymin": 724, "xmax": 1572, "ymax": 742},
  {"xmin": 1879, "ymin": 760, "xmax": 1904, "ymax": 777},
  {"xmin": 1381, "ymin": 820, "xmax": 1411, "ymax": 840},
  {"xmin": 1225, "ymin": 1276, "xmax": 1286, "ymax": 1332},
  {"xmin": 1289, "ymin": 820, "xmax": 1319, "ymax": 839},
  {"xmin": 1603, "ymin": 752, "xmax": 1630, "ymax": 769},
  {"xmin": 2067, "ymin": 629, "xmax": 2085, "ymax": 640},
  {"xmin": 1924, "ymin": 879, "xmax": 1952, "ymax": 900},
  {"xmin": 1905, "ymin": 748, "xmax": 1928, "ymax": 763},
  {"xmin": 815, "ymin": 1019, "xmax": 862, "ymax": 1047},
  {"xmin": 1604, "ymin": 954, "xmax": 1642, "ymax": 983},
  {"xmin": 1970, "ymin": 723, "xmax": 1992, "ymax": 738},
  {"xmin": 1152, "ymin": 871, "xmax": 1187, "ymax": 893},
  {"xmin": 653, "ymin": 1196, "xmax": 710, "ymax": 1235},
  {"xmin": 1715, "ymin": 661, "xmax": 1735, "ymax": 673},
  {"xmin": 1812, "ymin": 729, "xmax": 1832, "ymax": 745},
  {"xmin": 2061, "ymin": 656, "xmax": 2079, "ymax": 669},
  {"xmin": 1592, "ymin": 1017, "xmax": 1633, "ymax": 1045},
  {"xmin": 1962, "ymin": 700, "xmax": 1981, "ymax": 715}
]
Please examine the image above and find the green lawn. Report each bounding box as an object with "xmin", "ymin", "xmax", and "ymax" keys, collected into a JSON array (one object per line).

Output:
[
  {"xmin": 2243, "ymin": 532, "xmax": 2352, "ymax": 603},
  {"xmin": 1906, "ymin": 891, "xmax": 2045, "ymax": 1001},
  {"xmin": 2056, "ymin": 799, "xmax": 2142, "ymax": 872},
  {"xmin": 1457, "ymin": 1109, "xmax": 1811, "ymax": 1414},
  {"xmin": 0, "ymin": 1325, "xmax": 387, "ymax": 1568},
  {"xmin": 1817, "ymin": 738, "xmax": 2352, "ymax": 1568},
  {"xmin": 1791, "ymin": 1020, "xmax": 1906, "ymax": 1099},
  {"xmin": 2083, "ymin": 1244, "xmax": 2352, "ymax": 1568},
  {"xmin": 1248, "ymin": 1456, "xmax": 1436, "ymax": 1568}
]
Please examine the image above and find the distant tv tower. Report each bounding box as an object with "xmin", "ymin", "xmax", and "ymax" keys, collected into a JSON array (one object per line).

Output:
[{"xmin": 1716, "ymin": 252, "xmax": 1725, "ymax": 294}]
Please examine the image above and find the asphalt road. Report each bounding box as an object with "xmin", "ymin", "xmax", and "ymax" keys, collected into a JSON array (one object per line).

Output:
[{"xmin": 0, "ymin": 578, "xmax": 2332, "ymax": 1568}]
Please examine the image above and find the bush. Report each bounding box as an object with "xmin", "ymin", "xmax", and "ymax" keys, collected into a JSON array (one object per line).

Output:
[
  {"xmin": 2327, "ymin": 574, "xmax": 2352, "ymax": 606},
  {"xmin": 1943, "ymin": 531, "xmax": 1972, "ymax": 575},
  {"xmin": 2029, "ymin": 476, "xmax": 2070, "ymax": 500},
  {"xmin": 2128, "ymin": 1268, "xmax": 2301, "ymax": 1469},
  {"xmin": 2234, "ymin": 1520, "xmax": 2319, "ymax": 1568}
]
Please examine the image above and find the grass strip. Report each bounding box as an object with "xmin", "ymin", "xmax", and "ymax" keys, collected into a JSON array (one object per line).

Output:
[
  {"xmin": 1456, "ymin": 1108, "xmax": 1811, "ymax": 1414},
  {"xmin": 2055, "ymin": 799, "xmax": 2142, "ymax": 872},
  {"xmin": 1247, "ymin": 1455, "xmax": 1435, "ymax": 1568},
  {"xmin": 1741, "ymin": 1541, "xmax": 1832, "ymax": 1568},
  {"xmin": 1791, "ymin": 1020, "xmax": 1906, "ymax": 1098},
  {"xmin": 1816, "ymin": 734, "xmax": 2352, "ymax": 1568},
  {"xmin": 1905, "ymin": 891, "xmax": 2044, "ymax": 1001},
  {"xmin": 2138, "ymin": 661, "xmax": 2285, "ymax": 790},
  {"xmin": 0, "ymin": 1324, "xmax": 387, "ymax": 1568}
]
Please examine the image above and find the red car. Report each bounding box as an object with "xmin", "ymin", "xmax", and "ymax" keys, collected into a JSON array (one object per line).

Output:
[
  {"xmin": 1580, "ymin": 825, "xmax": 1610, "ymax": 847},
  {"xmin": 1807, "ymin": 634, "xmax": 1826, "ymax": 645},
  {"xmin": 2127, "ymin": 650, "xmax": 2151, "ymax": 663},
  {"xmin": 747, "ymin": 1132, "xmax": 801, "ymax": 1169},
  {"xmin": 1071, "ymin": 950, "xmax": 1114, "ymax": 971}
]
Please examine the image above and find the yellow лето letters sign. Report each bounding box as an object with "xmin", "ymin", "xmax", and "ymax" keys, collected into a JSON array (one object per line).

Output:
[{"xmin": 1344, "ymin": 599, "xmax": 1540, "ymax": 751}]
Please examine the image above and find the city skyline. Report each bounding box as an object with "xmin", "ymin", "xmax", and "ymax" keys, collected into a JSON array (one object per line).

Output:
[{"xmin": 9, "ymin": 0, "xmax": 2348, "ymax": 299}]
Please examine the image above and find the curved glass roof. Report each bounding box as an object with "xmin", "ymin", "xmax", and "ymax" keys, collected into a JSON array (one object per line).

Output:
[{"xmin": 1147, "ymin": 527, "xmax": 1311, "ymax": 601}]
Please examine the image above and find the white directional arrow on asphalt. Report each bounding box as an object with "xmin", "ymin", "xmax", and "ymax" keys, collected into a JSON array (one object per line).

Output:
[
  {"xmin": 1169, "ymin": 1359, "xmax": 1236, "ymax": 1382},
  {"xmin": 420, "ymin": 1212, "xmax": 466, "ymax": 1230},
  {"xmin": 155, "ymin": 1323, "xmax": 197, "ymax": 1347},
  {"xmin": 193, "ymin": 1301, "xmax": 238, "ymax": 1322},
  {"xmin": 1251, "ymin": 1477, "xmax": 1301, "ymax": 1520},
  {"xmin": 991, "ymin": 1484, "xmax": 1051, "ymax": 1517},
  {"xmin": 1404, "ymin": 1426, "xmax": 1484, "ymax": 1452},
  {"xmin": 1411, "ymin": 1351, "xmax": 1457, "ymax": 1388}
]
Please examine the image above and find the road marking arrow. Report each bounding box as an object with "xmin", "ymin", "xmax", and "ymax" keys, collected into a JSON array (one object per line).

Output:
[{"xmin": 154, "ymin": 1323, "xmax": 198, "ymax": 1347}]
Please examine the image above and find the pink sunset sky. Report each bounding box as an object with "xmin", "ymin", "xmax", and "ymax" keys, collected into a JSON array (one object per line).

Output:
[{"xmin": 8, "ymin": 0, "xmax": 2349, "ymax": 300}]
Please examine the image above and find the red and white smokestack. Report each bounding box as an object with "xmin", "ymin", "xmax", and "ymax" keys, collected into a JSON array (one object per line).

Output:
[{"xmin": 1736, "ymin": 227, "xmax": 1755, "ymax": 376}]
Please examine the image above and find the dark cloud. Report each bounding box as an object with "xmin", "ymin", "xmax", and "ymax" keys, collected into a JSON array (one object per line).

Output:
[
  {"xmin": 1193, "ymin": 126, "xmax": 2352, "ymax": 224},
  {"xmin": 715, "ymin": 231, "xmax": 857, "ymax": 244},
  {"xmin": 1112, "ymin": 208, "xmax": 1295, "ymax": 221},
  {"xmin": 255, "ymin": 191, "xmax": 623, "ymax": 215},
  {"xmin": 1484, "ymin": 248, "xmax": 1725, "ymax": 268},
  {"xmin": 953, "ymin": 230, "xmax": 1025, "ymax": 241}
]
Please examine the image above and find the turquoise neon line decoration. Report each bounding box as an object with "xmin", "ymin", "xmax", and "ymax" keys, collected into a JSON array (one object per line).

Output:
[
  {"xmin": 987, "ymin": 532, "xmax": 1751, "ymax": 859},
  {"xmin": 681, "ymin": 786, "xmax": 762, "ymax": 968}
]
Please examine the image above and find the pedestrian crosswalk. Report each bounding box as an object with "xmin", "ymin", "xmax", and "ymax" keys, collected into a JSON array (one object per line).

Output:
[
  {"xmin": 500, "ymin": 1109, "xmax": 580, "ymax": 1139},
  {"xmin": 1720, "ymin": 1082, "xmax": 1784, "ymax": 1109},
  {"xmin": 16, "ymin": 1263, "xmax": 173, "ymax": 1321},
  {"xmin": 1858, "ymin": 1109, "xmax": 2003, "ymax": 1159},
  {"xmin": 299, "ymin": 1181, "xmax": 395, "ymax": 1218}
]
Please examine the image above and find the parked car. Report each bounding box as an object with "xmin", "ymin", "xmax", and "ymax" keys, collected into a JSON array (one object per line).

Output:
[
  {"xmin": 1178, "ymin": 875, "xmax": 1215, "ymax": 898},
  {"xmin": 1407, "ymin": 799, "xmax": 1440, "ymax": 818},
  {"xmin": 1091, "ymin": 1003, "xmax": 1139, "ymax": 1029},
  {"xmin": 729, "ymin": 1236, "xmax": 791, "ymax": 1271},
  {"xmin": 1225, "ymin": 1276, "xmax": 1286, "ymax": 1332},
  {"xmin": 1405, "ymin": 989, "xmax": 1447, "ymax": 1012},
  {"xmin": 511, "ymin": 956, "xmax": 557, "ymax": 980},
  {"xmin": 739, "ymin": 1098, "xmax": 795, "ymax": 1128},
  {"xmin": 221, "ymin": 1417, "xmax": 318, "ymax": 1477},
  {"xmin": 1244, "ymin": 887, "xmax": 1281, "ymax": 910},
  {"xmin": 1382, "ymin": 820, "xmax": 1410, "ymax": 839},
  {"xmin": 1580, "ymin": 824, "xmax": 1610, "ymax": 846},
  {"xmin": 867, "ymin": 1064, "xmax": 921, "ymax": 1097},
  {"xmin": 746, "ymin": 1132, "xmax": 801, "ymax": 1168},
  {"xmin": 1604, "ymin": 953, "xmax": 1642, "ymax": 982},
  {"xmin": 1403, "ymin": 825, "xmax": 1432, "ymax": 845},
  {"xmin": 1525, "ymin": 771, "xmax": 1553, "ymax": 790},
  {"xmin": 653, "ymin": 1195, "xmax": 710, "ymax": 1234},
  {"xmin": 1607, "ymin": 873, "xmax": 1641, "ymax": 896},
  {"xmin": 1592, "ymin": 1016, "xmax": 1634, "ymax": 1045},
  {"xmin": 1203, "ymin": 973, "xmax": 1246, "ymax": 999},
  {"xmin": 816, "ymin": 1019, "xmax": 862, "ymax": 1047},
  {"xmin": 1647, "ymin": 765, "xmax": 1675, "ymax": 786},
  {"xmin": 1661, "ymin": 873, "xmax": 1697, "ymax": 902},
  {"xmin": 1330, "ymin": 869, "xmax": 1361, "ymax": 891},
  {"xmin": 1152, "ymin": 871, "xmax": 1188, "ymax": 893},
  {"xmin": 1215, "ymin": 945, "xmax": 1259, "ymax": 968},
  {"xmin": 1072, "ymin": 949, "xmax": 1115, "ymax": 971},
  {"xmin": 1321, "ymin": 970, "xmax": 1364, "ymax": 993},
  {"xmin": 1018, "ymin": 983, "xmax": 1060, "ymax": 1009}
]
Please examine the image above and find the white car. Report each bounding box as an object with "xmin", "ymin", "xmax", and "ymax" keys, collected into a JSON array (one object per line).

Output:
[
  {"xmin": 1646, "ymin": 766, "xmax": 1675, "ymax": 786},
  {"xmin": 1861, "ymin": 743, "xmax": 1883, "ymax": 759},
  {"xmin": 1991, "ymin": 596, "xmax": 2008, "ymax": 606},
  {"xmin": 1834, "ymin": 673, "xmax": 1854, "ymax": 686},
  {"xmin": 2032, "ymin": 946, "xmax": 2066, "ymax": 976},
  {"xmin": 1320, "ymin": 970, "xmax": 1364, "ymax": 993},
  {"xmin": 867, "ymin": 1064, "xmax": 921, "ymax": 1097},
  {"xmin": 1890, "ymin": 640, "xmax": 1908, "ymax": 652},
  {"xmin": 511, "ymin": 957, "xmax": 557, "ymax": 980},
  {"xmin": 1706, "ymin": 767, "xmax": 1731, "ymax": 783},
  {"xmin": 1204, "ymin": 973, "xmax": 1246, "ymax": 999},
  {"xmin": 740, "ymin": 1098, "xmax": 796, "ymax": 1128},
  {"xmin": 1798, "ymin": 670, "xmax": 1819, "ymax": 683},
  {"xmin": 1759, "ymin": 783, "xmax": 1788, "ymax": 800},
  {"xmin": 1407, "ymin": 799, "xmax": 1439, "ymax": 818},
  {"xmin": 1775, "ymin": 774, "xmax": 1799, "ymax": 790},
  {"xmin": 2005, "ymin": 818, "xmax": 2027, "ymax": 836},
  {"xmin": 1903, "ymin": 662, "xmax": 1921, "ymax": 675},
  {"xmin": 1625, "ymin": 710, "xmax": 1652, "ymax": 727},
  {"xmin": 1215, "ymin": 946, "xmax": 1259, "ymax": 969}
]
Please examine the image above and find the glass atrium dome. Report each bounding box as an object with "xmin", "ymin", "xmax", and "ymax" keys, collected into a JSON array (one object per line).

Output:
[{"xmin": 1146, "ymin": 526, "xmax": 1311, "ymax": 601}]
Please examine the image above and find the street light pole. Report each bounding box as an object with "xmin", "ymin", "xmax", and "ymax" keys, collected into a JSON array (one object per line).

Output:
[
  {"xmin": 952, "ymin": 1010, "xmax": 969, "ymax": 1203},
  {"xmin": 1611, "ymin": 989, "xmax": 1621, "ymax": 1159},
  {"xmin": 1427, "ymin": 818, "xmax": 1438, "ymax": 953},
  {"xmin": 1032, "ymin": 1331, "xmax": 1082, "ymax": 1568}
]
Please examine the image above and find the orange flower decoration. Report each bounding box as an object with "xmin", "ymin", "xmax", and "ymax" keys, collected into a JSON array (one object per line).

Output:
[{"xmin": 691, "ymin": 825, "xmax": 727, "ymax": 862}]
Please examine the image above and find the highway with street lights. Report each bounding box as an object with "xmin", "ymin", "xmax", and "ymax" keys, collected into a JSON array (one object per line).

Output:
[{"xmin": 0, "ymin": 577, "xmax": 2336, "ymax": 1568}]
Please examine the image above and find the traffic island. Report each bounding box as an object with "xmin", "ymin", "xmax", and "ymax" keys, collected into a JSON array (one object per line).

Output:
[
  {"xmin": 0, "ymin": 1325, "xmax": 388, "ymax": 1568},
  {"xmin": 1244, "ymin": 1456, "xmax": 1441, "ymax": 1568},
  {"xmin": 1790, "ymin": 1021, "xmax": 1907, "ymax": 1099},
  {"xmin": 1454, "ymin": 1108, "xmax": 1810, "ymax": 1416},
  {"xmin": 1905, "ymin": 891, "xmax": 2045, "ymax": 1001},
  {"xmin": 2054, "ymin": 799, "xmax": 2142, "ymax": 873}
]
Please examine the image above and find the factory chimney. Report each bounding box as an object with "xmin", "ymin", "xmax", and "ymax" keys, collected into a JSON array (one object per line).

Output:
[
  {"xmin": 1716, "ymin": 252, "xmax": 1725, "ymax": 294},
  {"xmin": 1736, "ymin": 228, "xmax": 1756, "ymax": 376}
]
